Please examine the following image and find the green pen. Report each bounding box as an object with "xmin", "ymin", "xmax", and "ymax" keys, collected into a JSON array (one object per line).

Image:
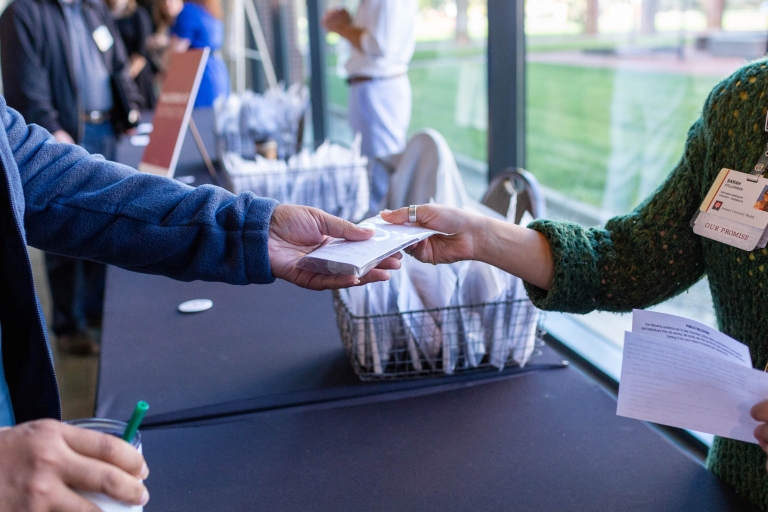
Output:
[{"xmin": 122, "ymin": 401, "xmax": 149, "ymax": 442}]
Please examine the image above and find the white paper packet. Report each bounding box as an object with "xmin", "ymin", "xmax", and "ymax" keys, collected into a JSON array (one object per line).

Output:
[
  {"xmin": 339, "ymin": 285, "xmax": 369, "ymax": 369},
  {"xmin": 397, "ymin": 257, "xmax": 440, "ymax": 369},
  {"xmin": 366, "ymin": 279, "xmax": 398, "ymax": 374},
  {"xmin": 508, "ymin": 275, "xmax": 538, "ymax": 366},
  {"xmin": 298, "ymin": 215, "xmax": 443, "ymax": 277},
  {"xmin": 404, "ymin": 256, "xmax": 459, "ymax": 374},
  {"xmin": 456, "ymin": 260, "xmax": 505, "ymax": 367}
]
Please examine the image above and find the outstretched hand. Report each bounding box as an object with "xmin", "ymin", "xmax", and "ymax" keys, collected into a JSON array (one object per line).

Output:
[
  {"xmin": 381, "ymin": 204, "xmax": 555, "ymax": 290},
  {"xmin": 268, "ymin": 205, "xmax": 401, "ymax": 291},
  {"xmin": 752, "ymin": 400, "xmax": 768, "ymax": 473},
  {"xmin": 380, "ymin": 205, "xmax": 484, "ymax": 265}
]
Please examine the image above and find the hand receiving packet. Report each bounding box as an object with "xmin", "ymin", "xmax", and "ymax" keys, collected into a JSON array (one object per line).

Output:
[{"xmin": 297, "ymin": 215, "xmax": 444, "ymax": 277}]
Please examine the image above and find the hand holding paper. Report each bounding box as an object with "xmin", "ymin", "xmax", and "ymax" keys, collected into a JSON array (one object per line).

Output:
[
  {"xmin": 268, "ymin": 205, "xmax": 401, "ymax": 290},
  {"xmin": 750, "ymin": 402, "xmax": 768, "ymax": 457},
  {"xmin": 617, "ymin": 310, "xmax": 768, "ymax": 444},
  {"xmin": 297, "ymin": 214, "xmax": 442, "ymax": 277},
  {"xmin": 380, "ymin": 204, "xmax": 555, "ymax": 291},
  {"xmin": 380, "ymin": 205, "xmax": 482, "ymax": 265}
]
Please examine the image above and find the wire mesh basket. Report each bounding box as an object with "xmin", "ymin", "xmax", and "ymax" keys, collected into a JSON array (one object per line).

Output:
[
  {"xmin": 221, "ymin": 153, "xmax": 370, "ymax": 222},
  {"xmin": 332, "ymin": 291, "xmax": 544, "ymax": 381}
]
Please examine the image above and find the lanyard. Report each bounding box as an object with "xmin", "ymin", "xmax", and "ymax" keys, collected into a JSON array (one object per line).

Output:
[{"xmin": 748, "ymin": 111, "xmax": 768, "ymax": 182}]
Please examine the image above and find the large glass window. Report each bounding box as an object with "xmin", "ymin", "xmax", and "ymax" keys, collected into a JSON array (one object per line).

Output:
[
  {"xmin": 315, "ymin": 0, "xmax": 743, "ymax": 373},
  {"xmin": 526, "ymin": 0, "xmax": 758, "ymax": 358}
]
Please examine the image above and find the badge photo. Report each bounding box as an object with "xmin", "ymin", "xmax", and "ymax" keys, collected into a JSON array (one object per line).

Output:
[{"xmin": 753, "ymin": 185, "xmax": 768, "ymax": 212}]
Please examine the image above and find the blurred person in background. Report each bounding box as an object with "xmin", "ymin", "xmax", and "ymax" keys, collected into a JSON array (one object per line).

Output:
[
  {"xmin": 0, "ymin": 0, "xmax": 141, "ymax": 355},
  {"xmin": 146, "ymin": 0, "xmax": 183, "ymax": 75},
  {"xmin": 170, "ymin": 0, "xmax": 229, "ymax": 107},
  {"xmin": 323, "ymin": 0, "xmax": 418, "ymax": 208},
  {"xmin": 108, "ymin": 0, "xmax": 158, "ymax": 109}
]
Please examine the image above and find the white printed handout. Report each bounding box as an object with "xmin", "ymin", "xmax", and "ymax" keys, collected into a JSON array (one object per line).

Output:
[
  {"xmin": 297, "ymin": 215, "xmax": 443, "ymax": 277},
  {"xmin": 617, "ymin": 310, "xmax": 768, "ymax": 444},
  {"xmin": 631, "ymin": 309, "xmax": 751, "ymax": 367}
]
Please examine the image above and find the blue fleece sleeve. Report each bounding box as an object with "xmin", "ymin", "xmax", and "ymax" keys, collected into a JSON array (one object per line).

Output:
[{"xmin": 3, "ymin": 97, "xmax": 278, "ymax": 285}]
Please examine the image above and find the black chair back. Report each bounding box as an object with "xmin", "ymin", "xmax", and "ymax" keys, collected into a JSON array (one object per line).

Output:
[{"xmin": 481, "ymin": 168, "xmax": 547, "ymax": 222}]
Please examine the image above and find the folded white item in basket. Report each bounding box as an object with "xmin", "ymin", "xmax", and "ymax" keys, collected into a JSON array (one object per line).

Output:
[
  {"xmin": 396, "ymin": 259, "xmax": 438, "ymax": 369},
  {"xmin": 297, "ymin": 215, "xmax": 443, "ymax": 278},
  {"xmin": 225, "ymin": 137, "xmax": 370, "ymax": 222},
  {"xmin": 215, "ymin": 86, "xmax": 308, "ymax": 156},
  {"xmin": 404, "ymin": 256, "xmax": 460, "ymax": 374},
  {"xmin": 456, "ymin": 260, "xmax": 506, "ymax": 368},
  {"xmin": 488, "ymin": 211, "xmax": 539, "ymax": 369},
  {"xmin": 339, "ymin": 281, "xmax": 402, "ymax": 374},
  {"xmin": 340, "ymin": 285, "xmax": 367, "ymax": 368},
  {"xmin": 367, "ymin": 279, "xmax": 397, "ymax": 374}
]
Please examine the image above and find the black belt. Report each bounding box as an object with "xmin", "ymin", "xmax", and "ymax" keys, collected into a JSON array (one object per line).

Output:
[
  {"xmin": 80, "ymin": 110, "xmax": 110, "ymax": 124},
  {"xmin": 347, "ymin": 73, "xmax": 405, "ymax": 85}
]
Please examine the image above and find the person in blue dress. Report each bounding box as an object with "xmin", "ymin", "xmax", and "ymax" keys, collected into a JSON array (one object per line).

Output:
[{"xmin": 170, "ymin": 0, "xmax": 229, "ymax": 107}]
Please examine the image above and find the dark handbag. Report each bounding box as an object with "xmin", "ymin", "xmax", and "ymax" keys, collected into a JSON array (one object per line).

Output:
[{"xmin": 110, "ymin": 72, "xmax": 141, "ymax": 134}]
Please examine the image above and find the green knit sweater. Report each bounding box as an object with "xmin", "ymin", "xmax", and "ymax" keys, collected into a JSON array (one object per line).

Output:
[{"xmin": 524, "ymin": 60, "xmax": 768, "ymax": 509}]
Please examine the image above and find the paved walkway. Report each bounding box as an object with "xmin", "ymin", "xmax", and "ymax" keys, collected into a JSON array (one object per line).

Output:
[
  {"xmin": 528, "ymin": 48, "xmax": 749, "ymax": 77},
  {"xmin": 410, "ymin": 47, "xmax": 749, "ymax": 78}
]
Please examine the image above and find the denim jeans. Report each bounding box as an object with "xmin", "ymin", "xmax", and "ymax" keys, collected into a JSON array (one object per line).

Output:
[{"xmin": 45, "ymin": 122, "xmax": 115, "ymax": 336}]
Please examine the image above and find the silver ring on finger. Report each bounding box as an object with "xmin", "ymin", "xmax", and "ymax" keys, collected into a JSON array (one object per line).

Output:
[{"xmin": 408, "ymin": 205, "xmax": 417, "ymax": 223}]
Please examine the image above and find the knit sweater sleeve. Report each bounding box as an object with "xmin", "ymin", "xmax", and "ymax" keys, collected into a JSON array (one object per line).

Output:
[{"xmin": 523, "ymin": 111, "xmax": 710, "ymax": 313}]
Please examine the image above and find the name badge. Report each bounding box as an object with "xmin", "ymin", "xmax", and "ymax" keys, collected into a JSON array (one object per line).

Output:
[
  {"xmin": 92, "ymin": 25, "xmax": 114, "ymax": 53},
  {"xmin": 691, "ymin": 168, "xmax": 768, "ymax": 250}
]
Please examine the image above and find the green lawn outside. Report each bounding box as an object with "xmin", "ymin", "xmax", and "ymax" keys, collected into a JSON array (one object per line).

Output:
[
  {"xmin": 528, "ymin": 64, "xmax": 719, "ymax": 206},
  {"xmin": 327, "ymin": 57, "xmax": 722, "ymax": 207}
]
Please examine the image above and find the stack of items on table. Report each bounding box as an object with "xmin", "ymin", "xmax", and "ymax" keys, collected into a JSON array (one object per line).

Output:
[
  {"xmin": 223, "ymin": 139, "xmax": 370, "ymax": 222},
  {"xmin": 336, "ymin": 128, "xmax": 541, "ymax": 378},
  {"xmin": 336, "ymin": 208, "xmax": 540, "ymax": 378},
  {"xmin": 216, "ymin": 85, "xmax": 369, "ymax": 222},
  {"xmin": 215, "ymin": 84, "xmax": 308, "ymax": 160}
]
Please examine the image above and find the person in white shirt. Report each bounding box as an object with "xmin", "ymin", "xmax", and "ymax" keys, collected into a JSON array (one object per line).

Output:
[{"xmin": 323, "ymin": 0, "xmax": 417, "ymax": 207}]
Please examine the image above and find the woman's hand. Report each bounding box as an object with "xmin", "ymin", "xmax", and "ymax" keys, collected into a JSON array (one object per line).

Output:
[
  {"xmin": 380, "ymin": 205, "xmax": 484, "ymax": 265},
  {"xmin": 0, "ymin": 420, "xmax": 149, "ymax": 511},
  {"xmin": 752, "ymin": 400, "xmax": 768, "ymax": 472},
  {"xmin": 268, "ymin": 205, "xmax": 401, "ymax": 291},
  {"xmin": 381, "ymin": 204, "xmax": 555, "ymax": 290}
]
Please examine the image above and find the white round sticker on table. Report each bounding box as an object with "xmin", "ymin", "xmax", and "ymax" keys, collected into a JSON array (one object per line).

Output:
[{"xmin": 178, "ymin": 299, "xmax": 213, "ymax": 314}]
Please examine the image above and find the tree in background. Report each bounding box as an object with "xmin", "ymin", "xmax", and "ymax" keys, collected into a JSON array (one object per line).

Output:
[
  {"xmin": 705, "ymin": 0, "xmax": 725, "ymax": 30},
  {"xmin": 641, "ymin": 0, "xmax": 659, "ymax": 33},
  {"xmin": 456, "ymin": 0, "xmax": 468, "ymax": 44},
  {"xmin": 586, "ymin": 0, "xmax": 598, "ymax": 34}
]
